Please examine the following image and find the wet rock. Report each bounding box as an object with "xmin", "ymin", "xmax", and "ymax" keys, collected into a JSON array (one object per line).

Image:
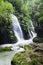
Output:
[
  {"xmin": 22, "ymin": 29, "xmax": 30, "ymax": 39},
  {"xmin": 35, "ymin": 27, "xmax": 43, "ymax": 37},
  {"xmin": 34, "ymin": 47, "xmax": 43, "ymax": 52},
  {"xmin": 11, "ymin": 61, "xmax": 16, "ymax": 65}
]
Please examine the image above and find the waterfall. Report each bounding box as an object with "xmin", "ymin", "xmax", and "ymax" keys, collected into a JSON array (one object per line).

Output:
[
  {"xmin": 28, "ymin": 20, "xmax": 37, "ymax": 39},
  {"xmin": 1, "ymin": 15, "xmax": 37, "ymax": 50},
  {"xmin": 11, "ymin": 14, "xmax": 24, "ymax": 42},
  {"xmin": 0, "ymin": 15, "xmax": 37, "ymax": 65},
  {"xmin": 30, "ymin": 20, "xmax": 37, "ymax": 39},
  {"xmin": 11, "ymin": 14, "xmax": 37, "ymax": 43}
]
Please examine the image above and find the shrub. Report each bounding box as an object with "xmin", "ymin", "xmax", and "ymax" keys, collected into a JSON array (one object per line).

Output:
[
  {"xmin": 33, "ymin": 37, "xmax": 43, "ymax": 43},
  {"xmin": 0, "ymin": 46, "xmax": 12, "ymax": 52}
]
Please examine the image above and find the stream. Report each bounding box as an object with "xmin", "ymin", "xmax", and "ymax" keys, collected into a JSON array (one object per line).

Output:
[
  {"xmin": 0, "ymin": 44, "xmax": 24, "ymax": 65},
  {"xmin": 0, "ymin": 51, "xmax": 15, "ymax": 65}
]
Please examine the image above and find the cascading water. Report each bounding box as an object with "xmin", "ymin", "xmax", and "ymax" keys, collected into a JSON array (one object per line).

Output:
[
  {"xmin": 11, "ymin": 14, "xmax": 37, "ymax": 42},
  {"xmin": 0, "ymin": 14, "xmax": 37, "ymax": 65},
  {"xmin": 28, "ymin": 20, "xmax": 37, "ymax": 39},
  {"xmin": 30, "ymin": 20, "xmax": 37, "ymax": 39},
  {"xmin": 11, "ymin": 14, "xmax": 24, "ymax": 42},
  {"xmin": 10, "ymin": 14, "xmax": 37, "ymax": 47}
]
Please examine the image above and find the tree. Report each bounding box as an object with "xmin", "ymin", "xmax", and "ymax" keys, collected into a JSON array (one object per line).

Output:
[
  {"xmin": 32, "ymin": 0, "xmax": 43, "ymax": 26},
  {"xmin": 0, "ymin": 0, "xmax": 14, "ymax": 21},
  {"xmin": 31, "ymin": 0, "xmax": 43, "ymax": 37},
  {"xmin": 0, "ymin": 0, "xmax": 15, "ymax": 43}
]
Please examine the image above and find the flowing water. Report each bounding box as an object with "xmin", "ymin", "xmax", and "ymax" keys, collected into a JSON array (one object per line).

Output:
[
  {"xmin": 11, "ymin": 14, "xmax": 24, "ymax": 41},
  {"xmin": 0, "ymin": 14, "xmax": 37, "ymax": 65},
  {"xmin": 30, "ymin": 20, "xmax": 37, "ymax": 39},
  {"xmin": 11, "ymin": 14, "xmax": 36, "ymax": 41},
  {"xmin": 28, "ymin": 20, "xmax": 37, "ymax": 39},
  {"xmin": 0, "ymin": 51, "xmax": 15, "ymax": 65},
  {"xmin": 0, "ymin": 46, "xmax": 24, "ymax": 65}
]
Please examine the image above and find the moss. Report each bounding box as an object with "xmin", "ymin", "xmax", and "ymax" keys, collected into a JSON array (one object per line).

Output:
[
  {"xmin": 0, "ymin": 46, "xmax": 12, "ymax": 52},
  {"xmin": 12, "ymin": 44, "xmax": 43, "ymax": 65},
  {"xmin": 33, "ymin": 37, "xmax": 43, "ymax": 43},
  {"xmin": 29, "ymin": 54, "xmax": 43, "ymax": 65},
  {"xmin": 24, "ymin": 44, "xmax": 36, "ymax": 50},
  {"xmin": 12, "ymin": 45, "xmax": 33, "ymax": 65}
]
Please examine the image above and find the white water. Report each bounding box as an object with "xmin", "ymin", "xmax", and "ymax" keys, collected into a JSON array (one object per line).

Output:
[
  {"xmin": 30, "ymin": 20, "xmax": 37, "ymax": 39},
  {"xmin": 11, "ymin": 14, "xmax": 37, "ymax": 42},
  {"xmin": 28, "ymin": 20, "xmax": 37, "ymax": 39},
  {"xmin": 0, "ymin": 49, "xmax": 24, "ymax": 65},
  {"xmin": 11, "ymin": 14, "xmax": 24, "ymax": 41},
  {"xmin": 0, "ymin": 14, "xmax": 37, "ymax": 65}
]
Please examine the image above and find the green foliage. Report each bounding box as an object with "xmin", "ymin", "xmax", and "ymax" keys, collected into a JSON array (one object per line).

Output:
[
  {"xmin": 0, "ymin": 0, "xmax": 14, "ymax": 21},
  {"xmin": 0, "ymin": 0, "xmax": 14, "ymax": 27},
  {"xmin": 12, "ymin": 44, "xmax": 43, "ymax": 65},
  {"xmin": 38, "ymin": 16, "xmax": 43, "ymax": 22},
  {"xmin": 12, "ymin": 45, "xmax": 33, "ymax": 65},
  {"xmin": 7, "ymin": 0, "xmax": 35, "ymax": 32},
  {"xmin": 32, "ymin": 0, "xmax": 43, "ymax": 23},
  {"xmin": 0, "ymin": 0, "xmax": 17, "ymax": 43},
  {"xmin": 33, "ymin": 37, "xmax": 43, "ymax": 43},
  {"xmin": 0, "ymin": 46, "xmax": 12, "ymax": 52},
  {"xmin": 38, "ymin": 3, "xmax": 43, "ymax": 11}
]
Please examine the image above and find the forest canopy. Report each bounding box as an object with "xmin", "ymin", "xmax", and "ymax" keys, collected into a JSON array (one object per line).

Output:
[{"xmin": 0, "ymin": 0, "xmax": 14, "ymax": 22}]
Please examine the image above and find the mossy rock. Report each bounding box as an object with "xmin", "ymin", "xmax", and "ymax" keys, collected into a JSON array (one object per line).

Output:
[
  {"xmin": 33, "ymin": 37, "xmax": 43, "ymax": 43},
  {"xmin": 0, "ymin": 46, "xmax": 12, "ymax": 52},
  {"xmin": 11, "ymin": 44, "xmax": 43, "ymax": 65},
  {"xmin": 11, "ymin": 45, "xmax": 34, "ymax": 65}
]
